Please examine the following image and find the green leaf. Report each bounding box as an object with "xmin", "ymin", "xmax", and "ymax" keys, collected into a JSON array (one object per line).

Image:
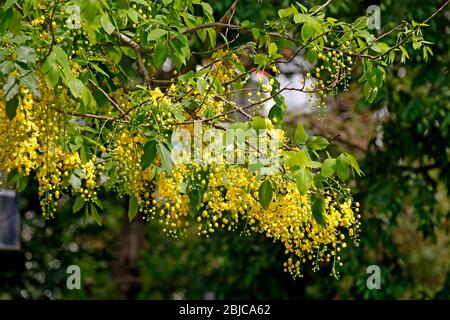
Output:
[
  {"xmin": 196, "ymin": 27, "xmax": 207, "ymax": 42},
  {"xmin": 94, "ymin": 198, "xmax": 104, "ymax": 210},
  {"xmin": 5, "ymin": 95, "xmax": 18, "ymax": 120},
  {"xmin": 71, "ymin": 136, "xmax": 84, "ymax": 151},
  {"xmin": 294, "ymin": 14, "xmax": 324, "ymax": 35},
  {"xmin": 80, "ymin": 86, "xmax": 94, "ymax": 106},
  {"xmin": 229, "ymin": 122, "xmax": 250, "ymax": 131},
  {"xmin": 3, "ymin": 75, "xmax": 18, "ymax": 101},
  {"xmin": 294, "ymin": 123, "xmax": 307, "ymax": 144},
  {"xmin": 0, "ymin": 60, "xmax": 14, "ymax": 76},
  {"xmin": 200, "ymin": 2, "xmax": 213, "ymax": 15},
  {"xmin": 41, "ymin": 54, "xmax": 59, "ymax": 88},
  {"xmin": 207, "ymin": 28, "xmax": 216, "ymax": 47},
  {"xmin": 296, "ymin": 167, "xmax": 312, "ymax": 195},
  {"xmin": 170, "ymin": 104, "xmax": 185, "ymax": 121},
  {"xmin": 345, "ymin": 153, "xmax": 363, "ymax": 176},
  {"xmin": 251, "ymin": 116, "xmax": 266, "ymax": 131},
  {"xmin": 79, "ymin": 145, "xmax": 88, "ymax": 162},
  {"xmin": 336, "ymin": 154, "xmax": 350, "ymax": 181},
  {"xmin": 2, "ymin": 0, "xmax": 16, "ymax": 10},
  {"xmin": 293, "ymin": 13, "xmax": 309, "ymax": 24},
  {"xmin": 301, "ymin": 23, "xmax": 315, "ymax": 42},
  {"xmin": 178, "ymin": 70, "xmax": 194, "ymax": 82},
  {"xmin": 306, "ymin": 160, "xmax": 322, "ymax": 169},
  {"xmin": 131, "ymin": 113, "xmax": 145, "ymax": 131},
  {"xmin": 354, "ymin": 16, "xmax": 368, "ymax": 29},
  {"xmin": 174, "ymin": 0, "xmax": 184, "ymax": 10},
  {"xmin": 128, "ymin": 195, "xmax": 138, "ymax": 221},
  {"xmin": 364, "ymin": 81, "xmax": 372, "ymax": 100},
  {"xmin": 188, "ymin": 188, "xmax": 201, "ymax": 217},
  {"xmin": 399, "ymin": 46, "xmax": 409, "ymax": 63},
  {"xmin": 311, "ymin": 192, "xmax": 326, "ymax": 227},
  {"xmin": 306, "ymin": 49, "xmax": 317, "ymax": 63},
  {"xmin": 126, "ymin": 8, "xmax": 139, "ymax": 23},
  {"xmin": 307, "ymin": 136, "xmax": 329, "ymax": 150},
  {"xmin": 0, "ymin": 48, "xmax": 9, "ymax": 61},
  {"xmin": 268, "ymin": 104, "xmax": 284, "ymax": 126},
  {"xmin": 314, "ymin": 172, "xmax": 325, "ymax": 190},
  {"xmin": 370, "ymin": 86, "xmax": 379, "ymax": 102},
  {"xmin": 7, "ymin": 170, "xmax": 20, "ymax": 185},
  {"xmin": 268, "ymin": 42, "xmax": 278, "ymax": 57},
  {"xmin": 153, "ymin": 39, "xmax": 169, "ymax": 69},
  {"xmin": 148, "ymin": 28, "xmax": 167, "ymax": 42},
  {"xmin": 70, "ymin": 174, "xmax": 82, "ymax": 190},
  {"xmin": 54, "ymin": 47, "xmax": 71, "ymax": 73},
  {"xmin": 248, "ymin": 161, "xmax": 265, "ymax": 173},
  {"xmin": 19, "ymin": 70, "xmax": 40, "ymax": 97},
  {"xmin": 278, "ymin": 6, "xmax": 298, "ymax": 18},
  {"xmin": 68, "ymin": 78, "xmax": 84, "ymax": 98},
  {"xmin": 107, "ymin": 46, "xmax": 123, "ymax": 65},
  {"xmin": 158, "ymin": 142, "xmax": 173, "ymax": 173},
  {"xmin": 372, "ymin": 42, "xmax": 390, "ymax": 54},
  {"xmin": 73, "ymin": 196, "xmax": 85, "ymax": 213},
  {"xmin": 88, "ymin": 62, "xmax": 110, "ymax": 78},
  {"xmin": 413, "ymin": 41, "xmax": 422, "ymax": 50},
  {"xmin": 80, "ymin": 0, "xmax": 98, "ymax": 23},
  {"xmin": 285, "ymin": 150, "xmax": 308, "ymax": 169},
  {"xmin": 141, "ymin": 140, "xmax": 157, "ymax": 169},
  {"xmin": 258, "ymin": 180, "xmax": 273, "ymax": 209},
  {"xmin": 254, "ymin": 54, "xmax": 269, "ymax": 66},
  {"xmin": 196, "ymin": 78, "xmax": 208, "ymax": 93},
  {"xmin": 15, "ymin": 46, "xmax": 36, "ymax": 65},
  {"xmin": 16, "ymin": 174, "xmax": 28, "ymax": 192},
  {"xmin": 90, "ymin": 203, "xmax": 102, "ymax": 226},
  {"xmin": 100, "ymin": 14, "xmax": 115, "ymax": 34},
  {"xmin": 321, "ymin": 158, "xmax": 336, "ymax": 178},
  {"xmin": 251, "ymin": 28, "xmax": 260, "ymax": 40}
]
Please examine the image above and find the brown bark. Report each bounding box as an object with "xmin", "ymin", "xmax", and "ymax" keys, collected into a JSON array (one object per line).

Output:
[{"xmin": 110, "ymin": 211, "xmax": 146, "ymax": 299}]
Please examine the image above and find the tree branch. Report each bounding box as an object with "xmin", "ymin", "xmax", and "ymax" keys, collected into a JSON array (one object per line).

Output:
[
  {"xmin": 423, "ymin": 0, "xmax": 449, "ymax": 24},
  {"xmin": 310, "ymin": 0, "xmax": 333, "ymax": 16},
  {"xmin": 366, "ymin": 0, "xmax": 450, "ymax": 61},
  {"xmin": 113, "ymin": 31, "xmax": 151, "ymax": 87},
  {"xmin": 181, "ymin": 22, "xmax": 245, "ymax": 35},
  {"xmin": 88, "ymin": 79, "xmax": 129, "ymax": 120},
  {"xmin": 180, "ymin": 88, "xmax": 287, "ymax": 124}
]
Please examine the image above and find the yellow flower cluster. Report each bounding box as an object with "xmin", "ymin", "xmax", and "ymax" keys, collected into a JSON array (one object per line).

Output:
[
  {"xmin": 83, "ymin": 159, "xmax": 97, "ymax": 190},
  {"xmin": 30, "ymin": 15, "xmax": 45, "ymax": 27},
  {"xmin": 75, "ymin": 157, "xmax": 106, "ymax": 205},
  {"xmin": 0, "ymin": 81, "xmax": 81, "ymax": 216},
  {"xmin": 111, "ymin": 128, "xmax": 155, "ymax": 201},
  {"xmin": 147, "ymin": 162, "xmax": 360, "ymax": 278},
  {"xmin": 148, "ymin": 164, "xmax": 191, "ymax": 234},
  {"xmin": 247, "ymin": 174, "xmax": 360, "ymax": 278}
]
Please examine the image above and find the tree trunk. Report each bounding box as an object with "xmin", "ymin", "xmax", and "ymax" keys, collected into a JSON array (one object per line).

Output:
[{"xmin": 110, "ymin": 211, "xmax": 145, "ymax": 299}]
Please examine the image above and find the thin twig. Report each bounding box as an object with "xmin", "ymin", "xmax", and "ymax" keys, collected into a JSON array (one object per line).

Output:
[
  {"xmin": 88, "ymin": 79, "xmax": 129, "ymax": 119},
  {"xmin": 180, "ymin": 88, "xmax": 287, "ymax": 124},
  {"xmin": 423, "ymin": 0, "xmax": 449, "ymax": 24},
  {"xmin": 220, "ymin": 0, "xmax": 239, "ymax": 38},
  {"xmin": 43, "ymin": 1, "xmax": 59, "ymax": 61},
  {"xmin": 187, "ymin": 70, "xmax": 217, "ymax": 120},
  {"xmin": 310, "ymin": 0, "xmax": 333, "ymax": 16},
  {"xmin": 114, "ymin": 31, "xmax": 151, "ymax": 87},
  {"xmin": 181, "ymin": 22, "xmax": 245, "ymax": 35}
]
